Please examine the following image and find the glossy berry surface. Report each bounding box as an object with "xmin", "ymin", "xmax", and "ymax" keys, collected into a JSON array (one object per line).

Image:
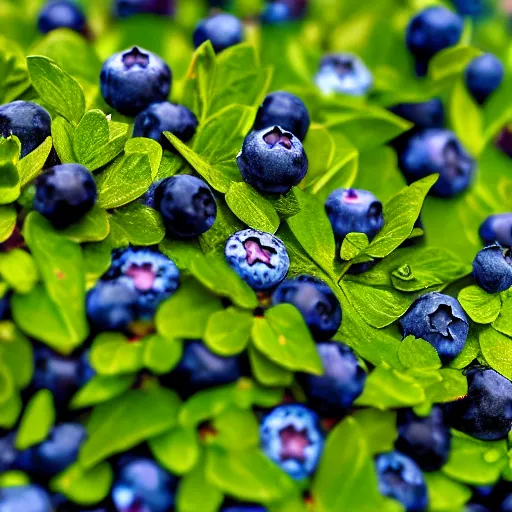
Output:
[
  {"xmin": 299, "ymin": 341, "xmax": 366, "ymax": 416},
  {"xmin": 472, "ymin": 245, "xmax": 512, "ymax": 294},
  {"xmin": 260, "ymin": 404, "xmax": 324, "ymax": 480},
  {"xmin": 389, "ymin": 99, "xmax": 444, "ymax": 130},
  {"xmin": 34, "ymin": 164, "xmax": 97, "ymax": 229},
  {"xmin": 395, "ymin": 406, "xmax": 452, "ymax": 472},
  {"xmin": 444, "ymin": 367, "xmax": 512, "ymax": 441},
  {"xmin": 100, "ymin": 46, "xmax": 171, "ymax": 116},
  {"xmin": 237, "ymin": 126, "xmax": 308, "ymax": 194},
  {"xmin": 479, "ymin": 213, "xmax": 512, "ymax": 247},
  {"xmin": 325, "ymin": 188, "xmax": 384, "ymax": 242},
  {"xmin": 0, "ymin": 101, "xmax": 51, "ymax": 158},
  {"xmin": 225, "ymin": 229, "xmax": 290, "ymax": 291},
  {"xmin": 115, "ymin": 0, "xmax": 175, "ymax": 17},
  {"xmin": 151, "ymin": 175, "xmax": 217, "ymax": 238},
  {"xmin": 315, "ymin": 53, "xmax": 373, "ymax": 96},
  {"xmin": 465, "ymin": 53, "xmax": 504, "ymax": 105},
  {"xmin": 398, "ymin": 129, "xmax": 476, "ymax": 197},
  {"xmin": 272, "ymin": 275, "xmax": 341, "ymax": 340},
  {"xmin": 193, "ymin": 14, "xmax": 243, "ymax": 53},
  {"xmin": 375, "ymin": 451, "xmax": 428, "ymax": 512},
  {"xmin": 399, "ymin": 292, "xmax": 469, "ymax": 362},
  {"xmin": 132, "ymin": 101, "xmax": 198, "ymax": 146},
  {"xmin": 0, "ymin": 485, "xmax": 53, "ymax": 512},
  {"xmin": 38, "ymin": 1, "xmax": 86, "ymax": 35}
]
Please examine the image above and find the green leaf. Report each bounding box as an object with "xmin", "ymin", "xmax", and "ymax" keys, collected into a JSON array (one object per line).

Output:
[
  {"xmin": 0, "ymin": 206, "xmax": 16, "ymax": 243},
  {"xmin": 15, "ymin": 389, "xmax": 54, "ymax": 450},
  {"xmin": 398, "ymin": 336, "xmax": 442, "ymax": 370},
  {"xmin": 0, "ymin": 137, "xmax": 21, "ymax": 205},
  {"xmin": 51, "ymin": 117, "xmax": 76, "ymax": 163},
  {"xmin": 352, "ymin": 409, "xmax": 398, "ymax": 455},
  {"xmin": 204, "ymin": 308, "xmax": 253, "ymax": 356},
  {"xmin": 83, "ymin": 239, "xmax": 112, "ymax": 288},
  {"xmin": 0, "ymin": 360, "xmax": 15, "ymax": 407},
  {"xmin": 340, "ymin": 232, "xmax": 369, "ymax": 261},
  {"xmin": 70, "ymin": 374, "xmax": 136, "ymax": 410},
  {"xmin": 143, "ymin": 334, "xmax": 183, "ymax": 375},
  {"xmin": 248, "ymin": 345, "xmax": 294, "ymax": 387},
  {"xmin": 159, "ymin": 238, "xmax": 203, "ymax": 270},
  {"xmin": 212, "ymin": 407, "xmax": 260, "ymax": 451},
  {"xmin": 90, "ymin": 332, "xmax": 144, "ymax": 376},
  {"xmin": 494, "ymin": 296, "xmax": 512, "ymax": 338},
  {"xmin": 0, "ymin": 249, "xmax": 38, "ymax": 294},
  {"xmin": 425, "ymin": 472, "xmax": 471, "ymax": 512},
  {"xmin": 27, "ymin": 56, "xmax": 85, "ymax": 125},
  {"xmin": 301, "ymin": 124, "xmax": 335, "ymax": 189},
  {"xmin": 17, "ymin": 136, "xmax": 53, "ymax": 186},
  {"xmin": 458, "ymin": 285, "xmax": 502, "ymax": 324},
  {"xmin": 0, "ymin": 35, "xmax": 31, "ymax": 104},
  {"xmin": 59, "ymin": 205, "xmax": 110, "ymax": 244},
  {"xmin": 0, "ymin": 323, "xmax": 33, "ymax": 389},
  {"xmin": 429, "ymin": 45, "xmax": 482, "ymax": 82},
  {"xmin": 479, "ymin": 327, "xmax": 512, "ymax": 381}
]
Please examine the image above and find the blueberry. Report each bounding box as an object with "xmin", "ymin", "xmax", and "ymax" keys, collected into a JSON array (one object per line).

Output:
[
  {"xmin": 115, "ymin": 0, "xmax": 174, "ymax": 17},
  {"xmin": 100, "ymin": 46, "xmax": 171, "ymax": 116},
  {"xmin": 389, "ymin": 99, "xmax": 445, "ymax": 130},
  {"xmin": 0, "ymin": 485, "xmax": 52, "ymax": 512},
  {"xmin": 104, "ymin": 247, "xmax": 180, "ymax": 318},
  {"xmin": 260, "ymin": 404, "xmax": 324, "ymax": 480},
  {"xmin": 406, "ymin": 7, "xmax": 463, "ymax": 76},
  {"xmin": 112, "ymin": 457, "xmax": 178, "ymax": 512},
  {"xmin": 222, "ymin": 506, "xmax": 267, "ymax": 512},
  {"xmin": 0, "ymin": 293, "xmax": 9, "ymax": 320},
  {"xmin": 261, "ymin": 3, "xmax": 293, "ymax": 23},
  {"xmin": 225, "ymin": 229, "xmax": 290, "ymax": 291},
  {"xmin": 398, "ymin": 129, "xmax": 476, "ymax": 197},
  {"xmin": 34, "ymin": 163, "xmax": 97, "ymax": 229},
  {"xmin": 37, "ymin": 1, "xmax": 86, "ymax": 35},
  {"xmin": 325, "ymin": 188, "xmax": 384, "ymax": 243},
  {"xmin": 151, "ymin": 175, "xmax": 217, "ymax": 238},
  {"xmin": 465, "ymin": 505, "xmax": 492, "ymax": 512},
  {"xmin": 254, "ymin": 91, "xmax": 310, "ymax": 142},
  {"xmin": 472, "ymin": 245, "xmax": 512, "ymax": 294},
  {"xmin": 0, "ymin": 101, "xmax": 51, "ymax": 158},
  {"xmin": 465, "ymin": 53, "xmax": 504, "ymax": 105},
  {"xmin": 315, "ymin": 53, "xmax": 373, "ymax": 96},
  {"xmin": 444, "ymin": 366, "xmax": 512, "ymax": 440},
  {"xmin": 132, "ymin": 101, "xmax": 198, "ymax": 146},
  {"xmin": 193, "ymin": 14, "xmax": 244, "ymax": 53},
  {"xmin": 399, "ymin": 292, "xmax": 469, "ymax": 362},
  {"xmin": 0, "ymin": 433, "xmax": 18, "ymax": 473},
  {"xmin": 298, "ymin": 341, "xmax": 366, "ymax": 416},
  {"xmin": 395, "ymin": 406, "xmax": 452, "ymax": 472},
  {"xmin": 375, "ymin": 451, "xmax": 428, "ymax": 512},
  {"xmin": 272, "ymin": 276, "xmax": 341, "ymax": 340},
  {"xmin": 479, "ymin": 213, "xmax": 512, "ymax": 247},
  {"xmin": 237, "ymin": 126, "xmax": 308, "ymax": 194},
  {"xmin": 453, "ymin": 0, "xmax": 489, "ymax": 17}
]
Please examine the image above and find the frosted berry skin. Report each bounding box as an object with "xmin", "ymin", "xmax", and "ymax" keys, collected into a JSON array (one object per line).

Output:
[
  {"xmin": 315, "ymin": 53, "xmax": 373, "ymax": 96},
  {"xmin": 132, "ymin": 102, "xmax": 198, "ymax": 146},
  {"xmin": 193, "ymin": 13, "xmax": 244, "ymax": 53},
  {"xmin": 325, "ymin": 188, "xmax": 384, "ymax": 242},
  {"xmin": 399, "ymin": 292, "xmax": 469, "ymax": 363},
  {"xmin": 225, "ymin": 229, "xmax": 290, "ymax": 291},
  {"xmin": 37, "ymin": 1, "xmax": 87, "ymax": 35},
  {"xmin": 260, "ymin": 404, "xmax": 324, "ymax": 480},
  {"xmin": 254, "ymin": 91, "xmax": 310, "ymax": 142},
  {"xmin": 389, "ymin": 99, "xmax": 445, "ymax": 130},
  {"xmin": 479, "ymin": 213, "xmax": 512, "ymax": 247},
  {"xmin": 100, "ymin": 46, "xmax": 171, "ymax": 116},
  {"xmin": 398, "ymin": 129, "xmax": 476, "ymax": 198},
  {"xmin": 0, "ymin": 101, "xmax": 51, "ymax": 158},
  {"xmin": 237, "ymin": 126, "xmax": 308, "ymax": 194},
  {"xmin": 465, "ymin": 53, "xmax": 504, "ymax": 105},
  {"xmin": 272, "ymin": 276, "xmax": 341, "ymax": 341},
  {"xmin": 375, "ymin": 451, "xmax": 428, "ymax": 512},
  {"xmin": 472, "ymin": 245, "xmax": 512, "ymax": 294},
  {"xmin": 298, "ymin": 341, "xmax": 366, "ymax": 416},
  {"xmin": 34, "ymin": 164, "xmax": 97, "ymax": 229},
  {"xmin": 115, "ymin": 0, "xmax": 175, "ymax": 17},
  {"xmin": 0, "ymin": 485, "xmax": 53, "ymax": 512}
]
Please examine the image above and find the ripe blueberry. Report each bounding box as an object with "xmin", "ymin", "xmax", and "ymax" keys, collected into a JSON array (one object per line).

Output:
[
  {"xmin": 298, "ymin": 341, "xmax": 366, "ymax": 416},
  {"xmin": 479, "ymin": 213, "xmax": 512, "ymax": 247},
  {"xmin": 261, "ymin": 3, "xmax": 293, "ymax": 23},
  {"xmin": 389, "ymin": 99, "xmax": 445, "ymax": 130},
  {"xmin": 254, "ymin": 91, "xmax": 310, "ymax": 142},
  {"xmin": 37, "ymin": 1, "xmax": 87, "ymax": 35},
  {"xmin": 34, "ymin": 164, "xmax": 97, "ymax": 229},
  {"xmin": 100, "ymin": 46, "xmax": 171, "ymax": 116},
  {"xmin": 193, "ymin": 14, "xmax": 244, "ymax": 53},
  {"xmin": 260, "ymin": 404, "xmax": 324, "ymax": 480},
  {"xmin": 0, "ymin": 101, "xmax": 51, "ymax": 158},
  {"xmin": 465, "ymin": 53, "xmax": 504, "ymax": 105},
  {"xmin": 222, "ymin": 506, "xmax": 267, "ymax": 512},
  {"xmin": 472, "ymin": 245, "xmax": 512, "ymax": 294},
  {"xmin": 272, "ymin": 275, "xmax": 341, "ymax": 340},
  {"xmin": 237, "ymin": 126, "xmax": 308, "ymax": 194},
  {"xmin": 133, "ymin": 101, "xmax": 198, "ymax": 146},
  {"xmin": 398, "ymin": 129, "xmax": 476, "ymax": 197},
  {"xmin": 375, "ymin": 451, "xmax": 428, "ymax": 512},
  {"xmin": 453, "ymin": 0, "xmax": 489, "ymax": 17},
  {"xmin": 315, "ymin": 53, "xmax": 373, "ymax": 96},
  {"xmin": 115, "ymin": 0, "xmax": 175, "ymax": 17},
  {"xmin": 0, "ymin": 485, "xmax": 53, "ymax": 512},
  {"xmin": 399, "ymin": 292, "xmax": 469, "ymax": 362},
  {"xmin": 225, "ymin": 229, "xmax": 290, "ymax": 291},
  {"xmin": 0, "ymin": 433, "xmax": 18, "ymax": 473}
]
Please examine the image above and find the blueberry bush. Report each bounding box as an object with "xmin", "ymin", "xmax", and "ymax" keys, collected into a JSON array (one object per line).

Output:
[{"xmin": 0, "ymin": 0, "xmax": 511, "ymax": 511}]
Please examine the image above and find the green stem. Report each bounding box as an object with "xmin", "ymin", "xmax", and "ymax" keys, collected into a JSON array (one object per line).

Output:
[{"xmin": 337, "ymin": 262, "xmax": 353, "ymax": 283}]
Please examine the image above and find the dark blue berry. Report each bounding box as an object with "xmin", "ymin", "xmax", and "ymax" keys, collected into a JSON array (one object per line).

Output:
[
  {"xmin": 444, "ymin": 366, "xmax": 512, "ymax": 440},
  {"xmin": 37, "ymin": 1, "xmax": 86, "ymax": 35},
  {"xmin": 254, "ymin": 91, "xmax": 310, "ymax": 142},
  {"xmin": 375, "ymin": 451, "xmax": 428, "ymax": 512},
  {"xmin": 0, "ymin": 293, "xmax": 9, "ymax": 320},
  {"xmin": 260, "ymin": 404, "xmax": 324, "ymax": 480},
  {"xmin": 225, "ymin": 229, "xmax": 290, "ymax": 291},
  {"xmin": 395, "ymin": 406, "xmax": 451, "ymax": 472},
  {"xmin": 272, "ymin": 276, "xmax": 341, "ymax": 340},
  {"xmin": 465, "ymin": 53, "xmax": 504, "ymax": 105},
  {"xmin": 0, "ymin": 433, "xmax": 18, "ymax": 473},
  {"xmin": 261, "ymin": 3, "xmax": 293, "ymax": 23},
  {"xmin": 0, "ymin": 101, "xmax": 51, "ymax": 158},
  {"xmin": 152, "ymin": 175, "xmax": 217, "ymax": 238},
  {"xmin": 453, "ymin": 0, "xmax": 489, "ymax": 17},
  {"xmin": 0, "ymin": 485, "xmax": 52, "ymax": 512},
  {"xmin": 399, "ymin": 292, "xmax": 469, "ymax": 362},
  {"xmin": 315, "ymin": 53, "xmax": 373, "ymax": 96},
  {"xmin": 325, "ymin": 188, "xmax": 384, "ymax": 242},
  {"xmin": 237, "ymin": 126, "xmax": 308, "ymax": 194},
  {"xmin": 472, "ymin": 245, "xmax": 512, "ymax": 294},
  {"xmin": 132, "ymin": 102, "xmax": 198, "ymax": 146},
  {"xmin": 479, "ymin": 213, "xmax": 512, "ymax": 247},
  {"xmin": 398, "ymin": 129, "xmax": 476, "ymax": 197},
  {"xmin": 34, "ymin": 164, "xmax": 97, "ymax": 229},
  {"xmin": 115, "ymin": 0, "xmax": 174, "ymax": 17},
  {"xmin": 389, "ymin": 99, "xmax": 445, "ymax": 130},
  {"xmin": 193, "ymin": 14, "xmax": 244, "ymax": 53},
  {"xmin": 100, "ymin": 46, "xmax": 171, "ymax": 116},
  {"xmin": 222, "ymin": 506, "xmax": 267, "ymax": 512},
  {"xmin": 298, "ymin": 341, "xmax": 366, "ymax": 416}
]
